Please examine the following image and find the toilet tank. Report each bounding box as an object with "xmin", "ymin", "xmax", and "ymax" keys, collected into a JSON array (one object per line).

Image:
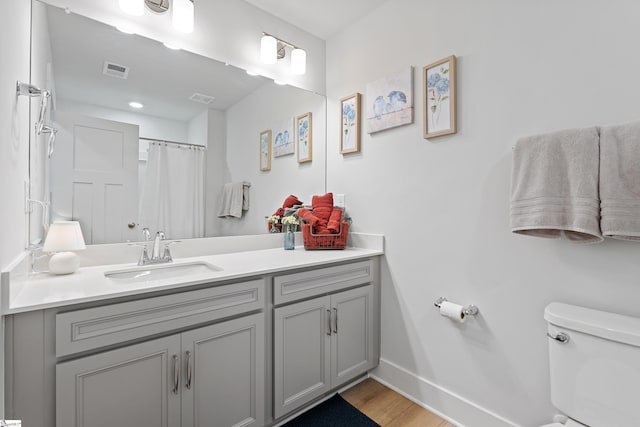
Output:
[{"xmin": 545, "ymin": 303, "xmax": 640, "ymax": 427}]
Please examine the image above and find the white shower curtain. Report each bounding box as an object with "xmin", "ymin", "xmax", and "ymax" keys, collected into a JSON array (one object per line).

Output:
[{"xmin": 139, "ymin": 142, "xmax": 205, "ymax": 239}]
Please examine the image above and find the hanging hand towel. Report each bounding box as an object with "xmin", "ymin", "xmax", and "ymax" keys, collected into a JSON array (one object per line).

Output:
[
  {"xmin": 217, "ymin": 182, "xmax": 246, "ymax": 218},
  {"xmin": 600, "ymin": 121, "xmax": 640, "ymax": 240},
  {"xmin": 510, "ymin": 127, "xmax": 602, "ymax": 243}
]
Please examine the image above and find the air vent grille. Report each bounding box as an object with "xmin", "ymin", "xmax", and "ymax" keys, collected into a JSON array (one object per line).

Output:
[
  {"xmin": 189, "ymin": 93, "xmax": 216, "ymax": 105},
  {"xmin": 103, "ymin": 61, "xmax": 129, "ymax": 79}
]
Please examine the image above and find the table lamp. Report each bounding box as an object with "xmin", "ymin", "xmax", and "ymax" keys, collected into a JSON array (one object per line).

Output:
[{"xmin": 42, "ymin": 221, "xmax": 86, "ymax": 274}]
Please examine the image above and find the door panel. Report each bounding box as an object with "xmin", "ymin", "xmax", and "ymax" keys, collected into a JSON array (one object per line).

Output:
[
  {"xmin": 56, "ymin": 335, "xmax": 181, "ymax": 427},
  {"xmin": 52, "ymin": 112, "xmax": 139, "ymax": 243}
]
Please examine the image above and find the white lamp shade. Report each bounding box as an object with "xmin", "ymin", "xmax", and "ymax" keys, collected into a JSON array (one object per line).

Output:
[
  {"xmin": 261, "ymin": 35, "xmax": 277, "ymax": 64},
  {"xmin": 291, "ymin": 48, "xmax": 306, "ymax": 75},
  {"xmin": 173, "ymin": 0, "xmax": 194, "ymax": 33},
  {"xmin": 43, "ymin": 221, "xmax": 86, "ymax": 252},
  {"xmin": 119, "ymin": 0, "xmax": 144, "ymax": 16}
]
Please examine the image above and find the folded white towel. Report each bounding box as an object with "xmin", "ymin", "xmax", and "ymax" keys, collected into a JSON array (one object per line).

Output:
[
  {"xmin": 217, "ymin": 182, "xmax": 247, "ymax": 218},
  {"xmin": 599, "ymin": 121, "xmax": 640, "ymax": 240},
  {"xmin": 510, "ymin": 127, "xmax": 602, "ymax": 243}
]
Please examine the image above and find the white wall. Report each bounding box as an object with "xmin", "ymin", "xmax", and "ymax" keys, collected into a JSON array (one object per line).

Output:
[
  {"xmin": 0, "ymin": 1, "xmax": 31, "ymax": 269},
  {"xmin": 205, "ymin": 109, "xmax": 228, "ymax": 237},
  {"xmin": 326, "ymin": 1, "xmax": 640, "ymax": 426},
  {"xmin": 223, "ymin": 84, "xmax": 326, "ymax": 236}
]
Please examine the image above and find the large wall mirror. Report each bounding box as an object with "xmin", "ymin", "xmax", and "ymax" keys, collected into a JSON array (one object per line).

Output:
[{"xmin": 29, "ymin": 0, "xmax": 327, "ymax": 245}]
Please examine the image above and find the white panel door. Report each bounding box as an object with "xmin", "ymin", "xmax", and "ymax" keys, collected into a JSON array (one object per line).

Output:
[{"xmin": 52, "ymin": 112, "xmax": 139, "ymax": 243}]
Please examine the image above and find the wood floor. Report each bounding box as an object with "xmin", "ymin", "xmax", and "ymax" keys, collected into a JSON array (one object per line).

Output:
[{"xmin": 341, "ymin": 378, "xmax": 456, "ymax": 427}]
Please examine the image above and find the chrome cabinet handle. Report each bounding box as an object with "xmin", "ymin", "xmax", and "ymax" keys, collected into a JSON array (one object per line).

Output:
[
  {"xmin": 172, "ymin": 355, "xmax": 179, "ymax": 394},
  {"xmin": 332, "ymin": 308, "xmax": 338, "ymax": 334},
  {"xmin": 547, "ymin": 332, "xmax": 570, "ymax": 343},
  {"xmin": 185, "ymin": 351, "xmax": 192, "ymax": 390},
  {"xmin": 326, "ymin": 309, "xmax": 332, "ymax": 336}
]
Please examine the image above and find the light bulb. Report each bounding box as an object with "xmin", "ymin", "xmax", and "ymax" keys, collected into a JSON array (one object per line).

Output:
[
  {"xmin": 291, "ymin": 48, "xmax": 306, "ymax": 75},
  {"xmin": 261, "ymin": 35, "xmax": 277, "ymax": 64},
  {"xmin": 173, "ymin": 0, "xmax": 194, "ymax": 33},
  {"xmin": 119, "ymin": 0, "xmax": 144, "ymax": 16}
]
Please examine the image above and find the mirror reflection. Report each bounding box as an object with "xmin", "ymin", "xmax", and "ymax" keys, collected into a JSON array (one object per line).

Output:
[{"xmin": 29, "ymin": 1, "xmax": 327, "ymax": 245}]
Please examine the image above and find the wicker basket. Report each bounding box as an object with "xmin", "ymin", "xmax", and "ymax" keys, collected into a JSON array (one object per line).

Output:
[{"xmin": 301, "ymin": 221, "xmax": 349, "ymax": 250}]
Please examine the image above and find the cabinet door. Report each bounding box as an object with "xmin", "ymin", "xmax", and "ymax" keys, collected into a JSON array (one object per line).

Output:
[
  {"xmin": 273, "ymin": 296, "xmax": 331, "ymax": 419},
  {"xmin": 331, "ymin": 284, "xmax": 375, "ymax": 387},
  {"xmin": 56, "ymin": 335, "xmax": 181, "ymax": 427},
  {"xmin": 181, "ymin": 313, "xmax": 265, "ymax": 427}
]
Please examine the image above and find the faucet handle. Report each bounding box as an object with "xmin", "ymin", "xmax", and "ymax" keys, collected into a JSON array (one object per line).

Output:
[
  {"xmin": 162, "ymin": 240, "xmax": 181, "ymax": 262},
  {"xmin": 142, "ymin": 227, "xmax": 151, "ymax": 241}
]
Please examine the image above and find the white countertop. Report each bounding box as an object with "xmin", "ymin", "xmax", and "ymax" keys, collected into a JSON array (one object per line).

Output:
[{"xmin": 4, "ymin": 243, "xmax": 383, "ymax": 314}]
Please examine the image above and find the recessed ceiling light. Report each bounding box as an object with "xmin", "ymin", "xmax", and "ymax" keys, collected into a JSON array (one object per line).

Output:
[
  {"xmin": 273, "ymin": 80, "xmax": 287, "ymax": 86},
  {"xmin": 163, "ymin": 42, "xmax": 180, "ymax": 50},
  {"xmin": 116, "ymin": 26, "xmax": 135, "ymax": 34},
  {"xmin": 246, "ymin": 70, "xmax": 260, "ymax": 76},
  {"xmin": 129, "ymin": 101, "xmax": 144, "ymax": 109}
]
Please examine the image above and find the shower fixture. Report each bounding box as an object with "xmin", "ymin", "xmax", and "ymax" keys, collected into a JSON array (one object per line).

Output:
[{"xmin": 16, "ymin": 81, "xmax": 58, "ymax": 158}]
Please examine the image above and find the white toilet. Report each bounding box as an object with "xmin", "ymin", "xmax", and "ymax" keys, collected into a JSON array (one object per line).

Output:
[{"xmin": 541, "ymin": 302, "xmax": 640, "ymax": 427}]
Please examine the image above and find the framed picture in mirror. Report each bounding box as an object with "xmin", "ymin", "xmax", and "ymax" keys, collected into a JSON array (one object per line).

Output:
[
  {"xmin": 296, "ymin": 112, "xmax": 312, "ymax": 163},
  {"xmin": 340, "ymin": 93, "xmax": 361, "ymax": 154},
  {"xmin": 260, "ymin": 130, "xmax": 272, "ymax": 171}
]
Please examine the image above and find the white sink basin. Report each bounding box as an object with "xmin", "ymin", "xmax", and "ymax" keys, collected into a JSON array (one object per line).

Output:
[{"xmin": 104, "ymin": 261, "xmax": 222, "ymax": 283}]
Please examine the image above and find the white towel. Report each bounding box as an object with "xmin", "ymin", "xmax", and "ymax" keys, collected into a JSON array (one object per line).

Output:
[
  {"xmin": 217, "ymin": 182, "xmax": 248, "ymax": 218},
  {"xmin": 599, "ymin": 121, "xmax": 640, "ymax": 240},
  {"xmin": 510, "ymin": 127, "xmax": 602, "ymax": 243}
]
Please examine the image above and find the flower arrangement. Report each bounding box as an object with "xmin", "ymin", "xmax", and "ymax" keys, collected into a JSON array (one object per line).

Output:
[
  {"xmin": 266, "ymin": 215, "xmax": 281, "ymax": 232},
  {"xmin": 281, "ymin": 216, "xmax": 299, "ymax": 226}
]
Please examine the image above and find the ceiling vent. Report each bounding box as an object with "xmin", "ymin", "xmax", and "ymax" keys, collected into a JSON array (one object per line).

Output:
[
  {"xmin": 189, "ymin": 92, "xmax": 216, "ymax": 105},
  {"xmin": 103, "ymin": 61, "xmax": 129, "ymax": 79}
]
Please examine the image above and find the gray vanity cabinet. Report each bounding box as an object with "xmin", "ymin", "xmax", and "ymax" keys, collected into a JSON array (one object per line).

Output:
[
  {"xmin": 56, "ymin": 335, "xmax": 182, "ymax": 427},
  {"xmin": 56, "ymin": 313, "xmax": 264, "ymax": 427},
  {"xmin": 272, "ymin": 260, "xmax": 378, "ymax": 419}
]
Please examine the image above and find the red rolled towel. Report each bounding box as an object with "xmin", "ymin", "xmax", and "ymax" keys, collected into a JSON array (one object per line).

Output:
[
  {"xmin": 312, "ymin": 193, "xmax": 333, "ymax": 222},
  {"xmin": 283, "ymin": 195, "xmax": 302, "ymax": 208},
  {"xmin": 327, "ymin": 208, "xmax": 343, "ymax": 233},
  {"xmin": 297, "ymin": 208, "xmax": 323, "ymax": 228}
]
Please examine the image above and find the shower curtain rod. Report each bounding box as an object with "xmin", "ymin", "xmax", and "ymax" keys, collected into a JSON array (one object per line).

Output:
[{"xmin": 140, "ymin": 137, "xmax": 206, "ymax": 149}]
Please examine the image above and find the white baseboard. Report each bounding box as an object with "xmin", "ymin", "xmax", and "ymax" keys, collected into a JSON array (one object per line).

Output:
[{"xmin": 371, "ymin": 358, "xmax": 521, "ymax": 427}]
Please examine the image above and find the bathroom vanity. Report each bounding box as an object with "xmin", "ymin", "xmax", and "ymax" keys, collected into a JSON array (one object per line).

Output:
[{"xmin": 2, "ymin": 235, "xmax": 382, "ymax": 427}]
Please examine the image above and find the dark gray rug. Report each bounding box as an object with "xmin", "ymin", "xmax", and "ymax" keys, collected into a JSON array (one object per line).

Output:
[{"xmin": 281, "ymin": 394, "xmax": 380, "ymax": 427}]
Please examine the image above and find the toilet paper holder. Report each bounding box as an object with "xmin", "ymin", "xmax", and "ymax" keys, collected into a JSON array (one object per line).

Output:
[{"xmin": 434, "ymin": 297, "xmax": 479, "ymax": 316}]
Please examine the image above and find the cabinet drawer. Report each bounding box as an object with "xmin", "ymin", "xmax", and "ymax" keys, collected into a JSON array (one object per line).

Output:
[
  {"xmin": 274, "ymin": 260, "xmax": 373, "ymax": 305},
  {"xmin": 56, "ymin": 279, "xmax": 265, "ymax": 357}
]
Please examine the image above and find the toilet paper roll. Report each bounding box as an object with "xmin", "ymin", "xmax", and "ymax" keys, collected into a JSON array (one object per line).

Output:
[{"xmin": 439, "ymin": 301, "xmax": 466, "ymax": 323}]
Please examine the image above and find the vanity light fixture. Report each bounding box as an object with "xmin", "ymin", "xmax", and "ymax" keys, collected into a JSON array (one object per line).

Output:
[
  {"xmin": 173, "ymin": 0, "xmax": 194, "ymax": 33},
  {"xmin": 260, "ymin": 33, "xmax": 307, "ymax": 75},
  {"xmin": 42, "ymin": 221, "xmax": 86, "ymax": 275},
  {"xmin": 119, "ymin": 0, "xmax": 194, "ymax": 34},
  {"xmin": 129, "ymin": 101, "xmax": 144, "ymax": 109}
]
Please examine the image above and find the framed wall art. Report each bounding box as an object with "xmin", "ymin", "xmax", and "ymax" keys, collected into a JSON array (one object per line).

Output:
[
  {"xmin": 423, "ymin": 55, "xmax": 457, "ymax": 139},
  {"xmin": 296, "ymin": 112, "xmax": 312, "ymax": 163},
  {"xmin": 366, "ymin": 67, "xmax": 414, "ymax": 134},
  {"xmin": 273, "ymin": 117, "xmax": 294, "ymax": 157},
  {"xmin": 259, "ymin": 130, "xmax": 271, "ymax": 171},
  {"xmin": 340, "ymin": 93, "xmax": 361, "ymax": 154}
]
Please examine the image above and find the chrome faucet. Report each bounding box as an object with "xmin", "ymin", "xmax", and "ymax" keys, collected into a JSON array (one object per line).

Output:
[{"xmin": 136, "ymin": 228, "xmax": 175, "ymax": 265}]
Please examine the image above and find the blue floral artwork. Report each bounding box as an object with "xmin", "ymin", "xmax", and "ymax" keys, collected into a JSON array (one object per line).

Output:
[
  {"xmin": 296, "ymin": 113, "xmax": 312, "ymax": 163},
  {"xmin": 273, "ymin": 117, "xmax": 294, "ymax": 157},
  {"xmin": 259, "ymin": 130, "xmax": 271, "ymax": 171},
  {"xmin": 366, "ymin": 67, "xmax": 414, "ymax": 134},
  {"xmin": 424, "ymin": 55, "xmax": 456, "ymax": 138},
  {"xmin": 341, "ymin": 94, "xmax": 360, "ymax": 153}
]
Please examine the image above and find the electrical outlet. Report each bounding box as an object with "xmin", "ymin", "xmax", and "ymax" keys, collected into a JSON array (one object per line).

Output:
[{"xmin": 335, "ymin": 194, "xmax": 346, "ymax": 208}]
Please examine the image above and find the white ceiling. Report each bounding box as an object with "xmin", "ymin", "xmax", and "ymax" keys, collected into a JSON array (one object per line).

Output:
[
  {"xmin": 47, "ymin": 5, "xmax": 269, "ymax": 121},
  {"xmin": 244, "ymin": 0, "xmax": 388, "ymax": 40}
]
